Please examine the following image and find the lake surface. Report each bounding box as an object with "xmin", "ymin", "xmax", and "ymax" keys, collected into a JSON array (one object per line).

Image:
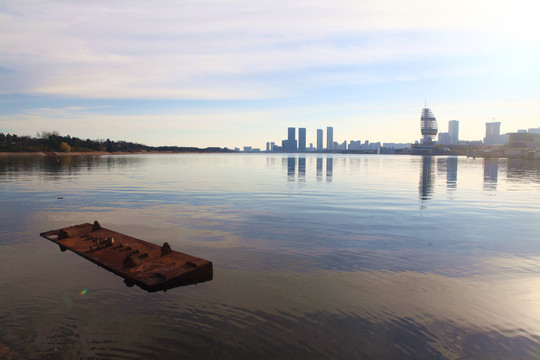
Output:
[{"xmin": 1, "ymin": 153, "xmax": 540, "ymax": 359}]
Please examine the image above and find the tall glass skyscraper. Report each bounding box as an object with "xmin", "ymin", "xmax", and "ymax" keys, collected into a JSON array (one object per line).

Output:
[
  {"xmin": 448, "ymin": 120, "xmax": 459, "ymax": 145},
  {"xmin": 298, "ymin": 128, "xmax": 306, "ymax": 152},
  {"xmin": 317, "ymin": 129, "xmax": 323, "ymax": 151},
  {"xmin": 283, "ymin": 127, "xmax": 297, "ymax": 152},
  {"xmin": 484, "ymin": 122, "xmax": 501, "ymax": 145},
  {"xmin": 326, "ymin": 127, "xmax": 333, "ymax": 150},
  {"xmin": 288, "ymin": 127, "xmax": 295, "ymax": 142}
]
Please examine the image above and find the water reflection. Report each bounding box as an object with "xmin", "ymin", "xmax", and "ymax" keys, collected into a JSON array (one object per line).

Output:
[
  {"xmin": 483, "ymin": 158, "xmax": 499, "ymax": 191},
  {"xmin": 326, "ymin": 157, "xmax": 333, "ymax": 182},
  {"xmin": 283, "ymin": 156, "xmax": 333, "ymax": 183},
  {"xmin": 507, "ymin": 158, "xmax": 540, "ymax": 182},
  {"xmin": 0, "ymin": 154, "xmax": 143, "ymax": 183},
  {"xmin": 287, "ymin": 157, "xmax": 295, "ymax": 182},
  {"xmin": 2, "ymin": 154, "xmax": 540, "ymax": 359},
  {"xmin": 316, "ymin": 157, "xmax": 323, "ymax": 182},
  {"xmin": 437, "ymin": 156, "xmax": 458, "ymax": 191},
  {"xmin": 447, "ymin": 157, "xmax": 458, "ymax": 190},
  {"xmin": 419, "ymin": 156, "xmax": 434, "ymax": 206},
  {"xmin": 298, "ymin": 157, "xmax": 306, "ymax": 182}
]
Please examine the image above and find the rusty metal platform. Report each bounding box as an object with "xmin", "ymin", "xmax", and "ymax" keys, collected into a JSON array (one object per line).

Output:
[{"xmin": 40, "ymin": 221, "xmax": 213, "ymax": 292}]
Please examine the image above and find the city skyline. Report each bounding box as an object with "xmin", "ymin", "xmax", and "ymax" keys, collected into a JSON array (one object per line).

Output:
[
  {"xmin": 259, "ymin": 116, "xmax": 539, "ymax": 153},
  {"xmin": 1, "ymin": 1, "xmax": 539, "ymax": 148}
]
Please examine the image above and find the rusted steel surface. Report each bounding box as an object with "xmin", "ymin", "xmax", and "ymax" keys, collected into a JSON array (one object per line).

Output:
[{"xmin": 40, "ymin": 221, "xmax": 213, "ymax": 292}]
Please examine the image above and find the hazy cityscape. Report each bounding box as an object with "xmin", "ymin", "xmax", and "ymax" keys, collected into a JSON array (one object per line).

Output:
[{"xmin": 239, "ymin": 107, "xmax": 540, "ymax": 158}]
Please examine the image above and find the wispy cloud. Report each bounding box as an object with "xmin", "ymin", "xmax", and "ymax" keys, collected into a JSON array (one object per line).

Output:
[
  {"xmin": 0, "ymin": 0, "xmax": 526, "ymax": 99},
  {"xmin": 0, "ymin": 0, "xmax": 539, "ymax": 146}
]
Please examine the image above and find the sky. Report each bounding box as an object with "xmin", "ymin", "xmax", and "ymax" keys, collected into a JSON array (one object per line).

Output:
[{"xmin": 1, "ymin": 0, "xmax": 539, "ymax": 149}]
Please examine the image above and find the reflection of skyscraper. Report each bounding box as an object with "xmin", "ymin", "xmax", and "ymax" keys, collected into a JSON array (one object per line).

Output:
[
  {"xmin": 483, "ymin": 158, "xmax": 499, "ymax": 191},
  {"xmin": 437, "ymin": 156, "xmax": 458, "ymax": 190},
  {"xmin": 447, "ymin": 157, "xmax": 458, "ymax": 190},
  {"xmin": 287, "ymin": 157, "xmax": 296, "ymax": 182},
  {"xmin": 298, "ymin": 128, "xmax": 306, "ymax": 152},
  {"xmin": 448, "ymin": 120, "xmax": 459, "ymax": 145},
  {"xmin": 327, "ymin": 127, "xmax": 334, "ymax": 150},
  {"xmin": 419, "ymin": 156, "xmax": 434, "ymax": 205},
  {"xmin": 316, "ymin": 157, "xmax": 323, "ymax": 181},
  {"xmin": 326, "ymin": 157, "xmax": 333, "ymax": 182},
  {"xmin": 317, "ymin": 129, "xmax": 323, "ymax": 151},
  {"xmin": 282, "ymin": 156, "xmax": 307, "ymax": 182},
  {"xmin": 298, "ymin": 157, "xmax": 306, "ymax": 182}
]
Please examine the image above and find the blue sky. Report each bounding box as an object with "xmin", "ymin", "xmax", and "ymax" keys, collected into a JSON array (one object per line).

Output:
[{"xmin": 1, "ymin": 0, "xmax": 539, "ymax": 148}]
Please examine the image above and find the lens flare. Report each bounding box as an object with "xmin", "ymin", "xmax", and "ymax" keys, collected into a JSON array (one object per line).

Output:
[{"xmin": 80, "ymin": 289, "xmax": 88, "ymax": 295}]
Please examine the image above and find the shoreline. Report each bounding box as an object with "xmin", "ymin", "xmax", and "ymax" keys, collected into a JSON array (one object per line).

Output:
[
  {"xmin": 1, "ymin": 151, "xmax": 534, "ymax": 160},
  {"xmin": 0, "ymin": 151, "xmax": 210, "ymax": 157},
  {"xmin": 0, "ymin": 151, "xmax": 113, "ymax": 157}
]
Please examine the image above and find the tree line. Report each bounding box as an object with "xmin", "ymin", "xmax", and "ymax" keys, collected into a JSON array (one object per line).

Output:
[{"xmin": 0, "ymin": 132, "xmax": 233, "ymax": 153}]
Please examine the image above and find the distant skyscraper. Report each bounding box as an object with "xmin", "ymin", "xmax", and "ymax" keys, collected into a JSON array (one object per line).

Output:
[
  {"xmin": 283, "ymin": 127, "xmax": 297, "ymax": 152},
  {"xmin": 317, "ymin": 129, "xmax": 323, "ymax": 151},
  {"xmin": 327, "ymin": 127, "xmax": 333, "ymax": 150},
  {"xmin": 420, "ymin": 108, "xmax": 438, "ymax": 144},
  {"xmin": 484, "ymin": 122, "xmax": 501, "ymax": 145},
  {"xmin": 298, "ymin": 128, "xmax": 306, "ymax": 152},
  {"xmin": 288, "ymin": 127, "xmax": 295, "ymax": 142},
  {"xmin": 438, "ymin": 132, "xmax": 451, "ymax": 145},
  {"xmin": 448, "ymin": 120, "xmax": 459, "ymax": 145}
]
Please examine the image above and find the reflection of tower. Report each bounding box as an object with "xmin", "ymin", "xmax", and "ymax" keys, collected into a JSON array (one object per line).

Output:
[
  {"xmin": 316, "ymin": 157, "xmax": 323, "ymax": 181},
  {"xmin": 326, "ymin": 157, "xmax": 333, "ymax": 182},
  {"xmin": 298, "ymin": 157, "xmax": 306, "ymax": 182},
  {"xmin": 419, "ymin": 156, "xmax": 434, "ymax": 204},
  {"xmin": 317, "ymin": 129, "xmax": 323, "ymax": 151},
  {"xmin": 483, "ymin": 158, "xmax": 499, "ymax": 191},
  {"xmin": 327, "ymin": 127, "xmax": 334, "ymax": 150},
  {"xmin": 298, "ymin": 128, "xmax": 306, "ymax": 152},
  {"xmin": 420, "ymin": 108, "xmax": 438, "ymax": 144}
]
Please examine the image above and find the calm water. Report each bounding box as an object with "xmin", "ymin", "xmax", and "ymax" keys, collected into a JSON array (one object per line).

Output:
[{"xmin": 1, "ymin": 154, "xmax": 540, "ymax": 359}]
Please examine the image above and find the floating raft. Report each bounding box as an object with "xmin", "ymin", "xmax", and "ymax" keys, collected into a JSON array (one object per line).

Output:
[{"xmin": 40, "ymin": 221, "xmax": 213, "ymax": 292}]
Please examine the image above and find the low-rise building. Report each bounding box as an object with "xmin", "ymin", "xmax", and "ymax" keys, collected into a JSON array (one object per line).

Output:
[{"xmin": 507, "ymin": 133, "xmax": 540, "ymax": 158}]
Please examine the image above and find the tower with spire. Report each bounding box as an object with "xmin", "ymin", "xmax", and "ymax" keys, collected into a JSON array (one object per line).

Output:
[{"xmin": 420, "ymin": 104, "xmax": 438, "ymax": 144}]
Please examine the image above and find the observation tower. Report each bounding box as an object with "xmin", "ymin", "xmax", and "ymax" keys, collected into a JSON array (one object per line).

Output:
[{"xmin": 420, "ymin": 107, "xmax": 438, "ymax": 144}]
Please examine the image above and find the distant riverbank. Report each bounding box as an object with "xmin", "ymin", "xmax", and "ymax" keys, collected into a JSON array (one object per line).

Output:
[
  {"xmin": 0, "ymin": 151, "xmax": 208, "ymax": 157},
  {"xmin": 0, "ymin": 151, "xmax": 119, "ymax": 157}
]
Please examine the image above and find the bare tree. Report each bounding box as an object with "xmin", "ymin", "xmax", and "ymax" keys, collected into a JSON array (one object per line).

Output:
[{"xmin": 36, "ymin": 130, "xmax": 60, "ymax": 139}]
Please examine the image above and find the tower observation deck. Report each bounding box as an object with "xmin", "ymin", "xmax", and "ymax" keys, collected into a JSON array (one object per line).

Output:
[{"xmin": 420, "ymin": 108, "xmax": 438, "ymax": 144}]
